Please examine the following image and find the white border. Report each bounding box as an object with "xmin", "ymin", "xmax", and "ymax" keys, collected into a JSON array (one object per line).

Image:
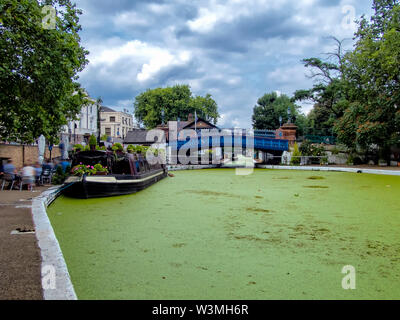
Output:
[{"xmin": 31, "ymin": 186, "xmax": 77, "ymax": 300}]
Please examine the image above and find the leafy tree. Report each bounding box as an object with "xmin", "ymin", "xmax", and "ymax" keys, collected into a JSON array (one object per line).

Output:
[
  {"xmin": 134, "ymin": 84, "xmax": 219, "ymax": 129},
  {"xmin": 335, "ymin": 0, "xmax": 400, "ymax": 157},
  {"xmin": 252, "ymin": 92, "xmax": 306, "ymax": 135},
  {"xmin": 293, "ymin": 37, "xmax": 349, "ymax": 135},
  {"xmin": 0, "ymin": 0, "xmax": 89, "ymax": 143}
]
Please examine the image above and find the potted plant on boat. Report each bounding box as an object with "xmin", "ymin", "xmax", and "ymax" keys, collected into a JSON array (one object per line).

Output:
[
  {"xmin": 71, "ymin": 164, "xmax": 94, "ymax": 176},
  {"xmin": 93, "ymin": 163, "xmax": 108, "ymax": 175},
  {"xmin": 89, "ymin": 134, "xmax": 97, "ymax": 151}
]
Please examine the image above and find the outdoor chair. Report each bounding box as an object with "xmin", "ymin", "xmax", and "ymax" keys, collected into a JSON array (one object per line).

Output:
[
  {"xmin": 41, "ymin": 169, "xmax": 52, "ymax": 184},
  {"xmin": 1, "ymin": 173, "xmax": 16, "ymax": 191},
  {"xmin": 20, "ymin": 176, "xmax": 34, "ymax": 191}
]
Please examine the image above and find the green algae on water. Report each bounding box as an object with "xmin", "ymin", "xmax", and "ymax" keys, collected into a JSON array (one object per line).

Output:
[{"xmin": 47, "ymin": 169, "xmax": 400, "ymax": 300}]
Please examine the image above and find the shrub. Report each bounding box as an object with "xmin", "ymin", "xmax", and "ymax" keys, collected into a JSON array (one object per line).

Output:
[
  {"xmin": 93, "ymin": 163, "xmax": 108, "ymax": 173},
  {"xmin": 73, "ymin": 144, "xmax": 84, "ymax": 152},
  {"xmin": 52, "ymin": 166, "xmax": 68, "ymax": 185},
  {"xmin": 127, "ymin": 145, "xmax": 149, "ymax": 154},
  {"xmin": 347, "ymin": 154, "xmax": 354, "ymax": 165},
  {"xmin": 331, "ymin": 147, "xmax": 340, "ymax": 155},
  {"xmin": 112, "ymin": 143, "xmax": 124, "ymax": 152},
  {"xmin": 127, "ymin": 144, "xmax": 135, "ymax": 153},
  {"xmin": 89, "ymin": 134, "xmax": 97, "ymax": 146},
  {"xmin": 299, "ymin": 140, "xmax": 312, "ymax": 156},
  {"xmin": 290, "ymin": 142, "xmax": 302, "ymax": 165}
]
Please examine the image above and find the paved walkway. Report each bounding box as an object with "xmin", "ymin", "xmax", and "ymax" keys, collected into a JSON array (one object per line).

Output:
[{"xmin": 0, "ymin": 187, "xmax": 49, "ymax": 300}]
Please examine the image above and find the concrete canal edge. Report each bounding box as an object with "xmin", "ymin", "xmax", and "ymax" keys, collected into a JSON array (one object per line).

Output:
[
  {"xmin": 168, "ymin": 163, "xmax": 400, "ymax": 176},
  {"xmin": 257, "ymin": 165, "xmax": 400, "ymax": 176},
  {"xmin": 168, "ymin": 164, "xmax": 220, "ymax": 171},
  {"xmin": 31, "ymin": 186, "xmax": 77, "ymax": 300}
]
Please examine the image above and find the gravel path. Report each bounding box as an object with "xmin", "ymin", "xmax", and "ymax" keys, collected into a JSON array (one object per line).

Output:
[{"xmin": 0, "ymin": 188, "xmax": 48, "ymax": 300}]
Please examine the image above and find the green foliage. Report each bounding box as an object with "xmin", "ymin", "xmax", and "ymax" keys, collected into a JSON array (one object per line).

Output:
[
  {"xmin": 127, "ymin": 145, "xmax": 149, "ymax": 154},
  {"xmin": 299, "ymin": 140, "xmax": 327, "ymax": 164},
  {"xmin": 100, "ymin": 134, "xmax": 108, "ymax": 141},
  {"xmin": 71, "ymin": 164, "xmax": 106, "ymax": 176},
  {"xmin": 293, "ymin": 2, "xmax": 400, "ymax": 158},
  {"xmin": 0, "ymin": 0, "xmax": 89, "ymax": 143},
  {"xmin": 93, "ymin": 163, "xmax": 108, "ymax": 173},
  {"xmin": 89, "ymin": 134, "xmax": 97, "ymax": 146},
  {"xmin": 134, "ymin": 85, "xmax": 219, "ymax": 129},
  {"xmin": 252, "ymin": 92, "xmax": 306, "ymax": 135},
  {"xmin": 111, "ymin": 143, "xmax": 124, "ymax": 152},
  {"xmin": 346, "ymin": 154, "xmax": 354, "ymax": 165},
  {"xmin": 293, "ymin": 38, "xmax": 348, "ymax": 136},
  {"xmin": 52, "ymin": 165, "xmax": 69, "ymax": 185},
  {"xmin": 73, "ymin": 144, "xmax": 84, "ymax": 151},
  {"xmin": 331, "ymin": 147, "xmax": 340, "ymax": 155},
  {"xmin": 334, "ymin": 1, "xmax": 400, "ymax": 157},
  {"xmin": 290, "ymin": 143, "xmax": 302, "ymax": 165}
]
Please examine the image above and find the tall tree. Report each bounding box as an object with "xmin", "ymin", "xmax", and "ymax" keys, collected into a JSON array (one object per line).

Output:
[
  {"xmin": 293, "ymin": 37, "xmax": 349, "ymax": 134},
  {"xmin": 0, "ymin": 0, "xmax": 89, "ymax": 143},
  {"xmin": 335, "ymin": 0, "xmax": 400, "ymax": 156},
  {"xmin": 134, "ymin": 85, "xmax": 219, "ymax": 129},
  {"xmin": 252, "ymin": 92, "xmax": 306, "ymax": 134}
]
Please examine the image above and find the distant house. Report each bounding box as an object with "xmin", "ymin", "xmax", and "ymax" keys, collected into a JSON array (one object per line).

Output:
[
  {"xmin": 156, "ymin": 113, "xmax": 219, "ymax": 142},
  {"xmin": 123, "ymin": 129, "xmax": 153, "ymax": 146},
  {"xmin": 100, "ymin": 106, "xmax": 135, "ymax": 140}
]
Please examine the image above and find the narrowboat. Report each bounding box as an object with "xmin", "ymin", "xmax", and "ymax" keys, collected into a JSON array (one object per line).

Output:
[{"xmin": 63, "ymin": 150, "xmax": 168, "ymax": 199}]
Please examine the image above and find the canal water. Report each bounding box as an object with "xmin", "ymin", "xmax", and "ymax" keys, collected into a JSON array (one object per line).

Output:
[{"xmin": 48, "ymin": 169, "xmax": 400, "ymax": 299}]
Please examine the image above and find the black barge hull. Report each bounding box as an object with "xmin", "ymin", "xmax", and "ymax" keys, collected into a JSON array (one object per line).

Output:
[{"xmin": 63, "ymin": 169, "xmax": 168, "ymax": 199}]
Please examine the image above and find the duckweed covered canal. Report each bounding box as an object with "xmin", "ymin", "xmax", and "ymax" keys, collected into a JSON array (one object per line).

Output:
[{"xmin": 47, "ymin": 169, "xmax": 400, "ymax": 299}]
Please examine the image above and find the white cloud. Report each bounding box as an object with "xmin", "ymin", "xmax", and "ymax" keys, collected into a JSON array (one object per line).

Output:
[
  {"xmin": 74, "ymin": 0, "xmax": 373, "ymax": 129},
  {"xmin": 187, "ymin": 0, "xmax": 290, "ymax": 33},
  {"xmin": 84, "ymin": 39, "xmax": 192, "ymax": 84},
  {"xmin": 113, "ymin": 11, "xmax": 149, "ymax": 27}
]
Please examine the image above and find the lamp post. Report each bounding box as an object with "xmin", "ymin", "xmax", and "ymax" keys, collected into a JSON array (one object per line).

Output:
[{"xmin": 287, "ymin": 107, "xmax": 292, "ymax": 124}]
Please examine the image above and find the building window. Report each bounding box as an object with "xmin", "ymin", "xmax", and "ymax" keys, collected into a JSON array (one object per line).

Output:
[
  {"xmin": 105, "ymin": 128, "xmax": 111, "ymax": 136},
  {"xmin": 110, "ymin": 116, "xmax": 116, "ymax": 122}
]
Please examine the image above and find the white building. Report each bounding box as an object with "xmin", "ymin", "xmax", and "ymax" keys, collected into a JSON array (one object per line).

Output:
[{"xmin": 62, "ymin": 97, "xmax": 98, "ymax": 145}]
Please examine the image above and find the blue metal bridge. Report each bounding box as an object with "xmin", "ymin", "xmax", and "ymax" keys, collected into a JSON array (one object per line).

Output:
[{"xmin": 168, "ymin": 131, "xmax": 289, "ymax": 152}]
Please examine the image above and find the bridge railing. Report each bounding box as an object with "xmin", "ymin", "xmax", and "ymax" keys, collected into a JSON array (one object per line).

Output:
[
  {"xmin": 168, "ymin": 134, "xmax": 289, "ymax": 152},
  {"xmin": 254, "ymin": 129, "xmax": 276, "ymax": 138},
  {"xmin": 303, "ymin": 135, "xmax": 336, "ymax": 145}
]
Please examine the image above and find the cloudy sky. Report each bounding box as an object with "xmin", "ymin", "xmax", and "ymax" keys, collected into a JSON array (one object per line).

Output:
[{"xmin": 74, "ymin": 0, "xmax": 373, "ymax": 128}]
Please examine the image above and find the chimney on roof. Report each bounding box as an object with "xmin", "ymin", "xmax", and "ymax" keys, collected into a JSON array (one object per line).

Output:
[{"xmin": 188, "ymin": 113, "xmax": 194, "ymax": 122}]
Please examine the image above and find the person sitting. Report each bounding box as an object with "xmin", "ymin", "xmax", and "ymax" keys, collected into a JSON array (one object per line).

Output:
[
  {"xmin": 21, "ymin": 163, "xmax": 35, "ymax": 191},
  {"xmin": 59, "ymin": 159, "xmax": 71, "ymax": 173},
  {"xmin": 42, "ymin": 159, "xmax": 54, "ymax": 171},
  {"xmin": 2, "ymin": 159, "xmax": 19, "ymax": 189},
  {"xmin": 3, "ymin": 159, "xmax": 17, "ymax": 175},
  {"xmin": 34, "ymin": 163, "xmax": 42, "ymax": 185}
]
